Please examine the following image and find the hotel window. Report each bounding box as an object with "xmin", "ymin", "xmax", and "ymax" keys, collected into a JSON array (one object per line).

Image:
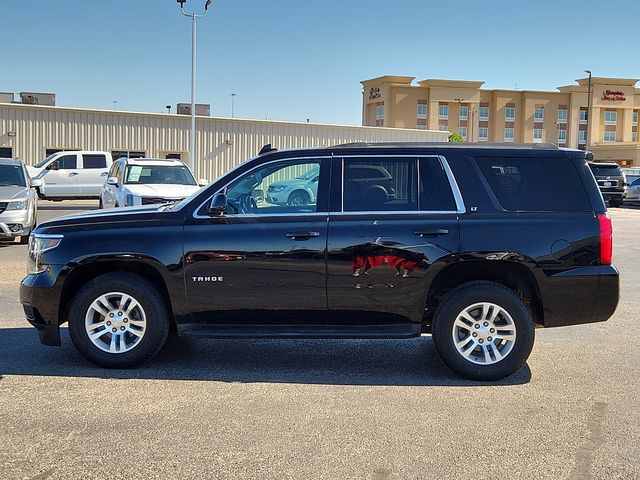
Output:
[
  {"xmin": 504, "ymin": 127, "xmax": 514, "ymax": 142},
  {"xmin": 632, "ymin": 132, "xmax": 638, "ymax": 142},
  {"xmin": 460, "ymin": 127, "xmax": 467, "ymax": 140},
  {"xmin": 533, "ymin": 129, "xmax": 543, "ymax": 143},
  {"xmin": 558, "ymin": 129, "xmax": 567, "ymax": 143},
  {"xmin": 479, "ymin": 106, "xmax": 489, "ymax": 120},
  {"xmin": 557, "ymin": 108, "xmax": 567, "ymax": 123},
  {"xmin": 578, "ymin": 130, "xmax": 587, "ymax": 144},
  {"xmin": 604, "ymin": 131, "xmax": 616, "ymax": 142},
  {"xmin": 633, "ymin": 111, "xmax": 638, "ymax": 126},
  {"xmin": 579, "ymin": 109, "xmax": 588, "ymax": 124},
  {"xmin": 459, "ymin": 105, "xmax": 468, "ymax": 120},
  {"xmin": 438, "ymin": 125, "xmax": 449, "ymax": 132},
  {"xmin": 478, "ymin": 127, "xmax": 488, "ymax": 141},
  {"xmin": 534, "ymin": 107, "xmax": 544, "ymax": 123},
  {"xmin": 439, "ymin": 104, "xmax": 449, "ymax": 120},
  {"xmin": 416, "ymin": 124, "xmax": 427, "ymax": 130},
  {"xmin": 417, "ymin": 103, "xmax": 427, "ymax": 119},
  {"xmin": 604, "ymin": 111, "xmax": 617, "ymax": 125},
  {"xmin": 375, "ymin": 104, "xmax": 384, "ymax": 127},
  {"xmin": 505, "ymin": 106, "xmax": 515, "ymax": 121}
]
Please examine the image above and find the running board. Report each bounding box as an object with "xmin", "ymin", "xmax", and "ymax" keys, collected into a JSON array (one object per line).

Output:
[{"xmin": 177, "ymin": 323, "xmax": 421, "ymax": 339}]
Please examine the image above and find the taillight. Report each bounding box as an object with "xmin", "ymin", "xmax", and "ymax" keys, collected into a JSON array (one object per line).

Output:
[{"xmin": 597, "ymin": 213, "xmax": 612, "ymax": 265}]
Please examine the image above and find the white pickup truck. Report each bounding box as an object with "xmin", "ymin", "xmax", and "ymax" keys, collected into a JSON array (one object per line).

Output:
[{"xmin": 26, "ymin": 151, "xmax": 113, "ymax": 199}]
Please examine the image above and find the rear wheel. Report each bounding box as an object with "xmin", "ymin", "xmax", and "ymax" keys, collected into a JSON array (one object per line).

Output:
[
  {"xmin": 431, "ymin": 281, "xmax": 535, "ymax": 381},
  {"xmin": 68, "ymin": 272, "xmax": 170, "ymax": 368},
  {"xmin": 288, "ymin": 190, "xmax": 310, "ymax": 206}
]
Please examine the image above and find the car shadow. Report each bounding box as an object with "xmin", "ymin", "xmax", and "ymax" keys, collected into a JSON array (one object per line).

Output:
[{"xmin": 0, "ymin": 328, "xmax": 532, "ymax": 386}]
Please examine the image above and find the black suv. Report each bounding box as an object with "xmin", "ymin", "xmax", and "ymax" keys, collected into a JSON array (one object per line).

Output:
[
  {"xmin": 588, "ymin": 162, "xmax": 626, "ymax": 207},
  {"xmin": 21, "ymin": 143, "xmax": 619, "ymax": 380}
]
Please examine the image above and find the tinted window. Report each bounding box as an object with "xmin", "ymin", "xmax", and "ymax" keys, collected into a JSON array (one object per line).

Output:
[
  {"xmin": 589, "ymin": 164, "xmax": 623, "ymax": 177},
  {"xmin": 83, "ymin": 154, "xmax": 107, "ymax": 169},
  {"xmin": 419, "ymin": 157, "xmax": 457, "ymax": 211},
  {"xmin": 631, "ymin": 178, "xmax": 640, "ymax": 187},
  {"xmin": 224, "ymin": 160, "xmax": 324, "ymax": 215},
  {"xmin": 476, "ymin": 156, "xmax": 591, "ymax": 212},
  {"xmin": 343, "ymin": 158, "xmax": 416, "ymax": 212},
  {"xmin": 57, "ymin": 155, "xmax": 77, "ymax": 169},
  {"xmin": 0, "ymin": 164, "xmax": 27, "ymax": 187}
]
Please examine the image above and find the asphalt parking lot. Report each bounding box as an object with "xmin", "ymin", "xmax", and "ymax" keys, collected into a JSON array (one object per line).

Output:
[{"xmin": 1, "ymin": 201, "xmax": 639, "ymax": 480}]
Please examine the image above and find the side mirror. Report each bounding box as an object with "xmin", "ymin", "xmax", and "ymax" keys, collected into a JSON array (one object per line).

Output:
[
  {"xmin": 47, "ymin": 161, "xmax": 60, "ymax": 171},
  {"xmin": 198, "ymin": 178, "xmax": 209, "ymax": 187},
  {"xmin": 30, "ymin": 179, "xmax": 43, "ymax": 188},
  {"xmin": 107, "ymin": 176, "xmax": 119, "ymax": 186},
  {"xmin": 208, "ymin": 192, "xmax": 227, "ymax": 217}
]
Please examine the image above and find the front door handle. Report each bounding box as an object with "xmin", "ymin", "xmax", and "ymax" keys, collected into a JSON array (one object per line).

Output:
[
  {"xmin": 414, "ymin": 229, "xmax": 449, "ymax": 237},
  {"xmin": 68, "ymin": 172, "xmax": 79, "ymax": 177},
  {"xmin": 286, "ymin": 231, "xmax": 321, "ymax": 240},
  {"xmin": 100, "ymin": 172, "xmax": 108, "ymax": 176}
]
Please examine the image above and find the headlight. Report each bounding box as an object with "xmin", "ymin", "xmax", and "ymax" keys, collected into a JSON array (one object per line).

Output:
[
  {"xmin": 270, "ymin": 186, "xmax": 286, "ymax": 192},
  {"xmin": 6, "ymin": 199, "xmax": 29, "ymax": 210},
  {"xmin": 27, "ymin": 234, "xmax": 63, "ymax": 275}
]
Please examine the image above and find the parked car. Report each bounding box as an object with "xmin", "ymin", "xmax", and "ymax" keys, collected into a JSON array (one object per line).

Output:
[
  {"xmin": 99, "ymin": 158, "xmax": 206, "ymax": 208},
  {"xmin": 26, "ymin": 151, "xmax": 113, "ymax": 199},
  {"xmin": 0, "ymin": 158, "xmax": 41, "ymax": 244},
  {"xmin": 266, "ymin": 166, "xmax": 320, "ymax": 206},
  {"xmin": 588, "ymin": 162, "xmax": 626, "ymax": 207},
  {"xmin": 625, "ymin": 178, "xmax": 640, "ymax": 203},
  {"xmin": 21, "ymin": 143, "xmax": 619, "ymax": 381}
]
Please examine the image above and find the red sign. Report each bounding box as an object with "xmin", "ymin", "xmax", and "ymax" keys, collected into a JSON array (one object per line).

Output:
[
  {"xmin": 369, "ymin": 87, "xmax": 381, "ymax": 101},
  {"xmin": 601, "ymin": 90, "xmax": 626, "ymax": 101}
]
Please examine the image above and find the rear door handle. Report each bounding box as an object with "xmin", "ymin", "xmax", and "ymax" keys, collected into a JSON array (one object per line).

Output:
[
  {"xmin": 68, "ymin": 172, "xmax": 79, "ymax": 177},
  {"xmin": 100, "ymin": 172, "xmax": 108, "ymax": 176},
  {"xmin": 286, "ymin": 231, "xmax": 321, "ymax": 240},
  {"xmin": 414, "ymin": 229, "xmax": 449, "ymax": 237}
]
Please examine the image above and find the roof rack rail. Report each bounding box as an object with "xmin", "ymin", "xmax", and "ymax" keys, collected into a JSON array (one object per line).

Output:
[{"xmin": 332, "ymin": 142, "xmax": 560, "ymax": 150}]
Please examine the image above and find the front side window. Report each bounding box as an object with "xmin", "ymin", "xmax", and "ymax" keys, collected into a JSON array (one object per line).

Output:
[
  {"xmin": 604, "ymin": 111, "xmax": 617, "ymax": 125},
  {"xmin": 343, "ymin": 158, "xmax": 416, "ymax": 212},
  {"xmin": 224, "ymin": 160, "xmax": 324, "ymax": 215},
  {"xmin": 604, "ymin": 131, "xmax": 616, "ymax": 142},
  {"xmin": 505, "ymin": 107, "xmax": 515, "ymax": 121},
  {"xmin": 83, "ymin": 154, "xmax": 107, "ymax": 169},
  {"xmin": 57, "ymin": 155, "xmax": 77, "ymax": 170},
  {"xmin": 125, "ymin": 165, "xmax": 197, "ymax": 185},
  {"xmin": 534, "ymin": 107, "xmax": 544, "ymax": 122}
]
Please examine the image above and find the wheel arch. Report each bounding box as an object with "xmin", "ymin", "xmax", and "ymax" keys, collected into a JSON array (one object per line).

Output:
[
  {"xmin": 424, "ymin": 260, "xmax": 543, "ymax": 328},
  {"xmin": 59, "ymin": 259, "xmax": 174, "ymax": 327}
]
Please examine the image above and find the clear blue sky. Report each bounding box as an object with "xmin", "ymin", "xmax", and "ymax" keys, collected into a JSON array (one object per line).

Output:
[{"xmin": 3, "ymin": 0, "xmax": 639, "ymax": 125}]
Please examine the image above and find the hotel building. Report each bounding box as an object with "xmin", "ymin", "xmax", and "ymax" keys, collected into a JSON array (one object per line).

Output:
[{"xmin": 362, "ymin": 75, "xmax": 640, "ymax": 166}]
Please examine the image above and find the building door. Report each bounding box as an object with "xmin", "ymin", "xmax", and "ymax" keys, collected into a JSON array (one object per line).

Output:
[{"xmin": 182, "ymin": 156, "xmax": 331, "ymax": 326}]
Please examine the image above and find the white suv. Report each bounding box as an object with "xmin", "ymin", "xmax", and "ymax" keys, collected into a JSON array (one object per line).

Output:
[{"xmin": 99, "ymin": 158, "xmax": 206, "ymax": 208}]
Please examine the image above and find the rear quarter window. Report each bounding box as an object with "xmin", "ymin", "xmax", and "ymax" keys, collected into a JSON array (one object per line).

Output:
[{"xmin": 476, "ymin": 156, "xmax": 591, "ymax": 212}]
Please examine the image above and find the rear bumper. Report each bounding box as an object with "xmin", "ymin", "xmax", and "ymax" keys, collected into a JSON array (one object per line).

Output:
[{"xmin": 540, "ymin": 265, "xmax": 619, "ymax": 327}]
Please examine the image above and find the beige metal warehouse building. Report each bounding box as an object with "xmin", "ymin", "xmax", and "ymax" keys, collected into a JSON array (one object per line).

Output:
[{"xmin": 0, "ymin": 102, "xmax": 448, "ymax": 181}]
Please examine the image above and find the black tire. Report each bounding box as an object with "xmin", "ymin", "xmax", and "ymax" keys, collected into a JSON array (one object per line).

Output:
[
  {"xmin": 431, "ymin": 281, "xmax": 535, "ymax": 381},
  {"xmin": 68, "ymin": 272, "xmax": 170, "ymax": 368},
  {"xmin": 19, "ymin": 231, "xmax": 30, "ymax": 244},
  {"xmin": 98, "ymin": 198, "xmax": 103, "ymax": 209},
  {"xmin": 288, "ymin": 190, "xmax": 310, "ymax": 206},
  {"xmin": 608, "ymin": 198, "xmax": 623, "ymax": 208}
]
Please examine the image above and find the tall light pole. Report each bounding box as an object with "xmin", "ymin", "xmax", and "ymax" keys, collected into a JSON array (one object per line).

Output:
[
  {"xmin": 584, "ymin": 70, "xmax": 592, "ymax": 150},
  {"xmin": 178, "ymin": 0, "xmax": 213, "ymax": 170},
  {"xmin": 454, "ymin": 98, "xmax": 464, "ymax": 141},
  {"xmin": 230, "ymin": 93, "xmax": 236, "ymax": 118}
]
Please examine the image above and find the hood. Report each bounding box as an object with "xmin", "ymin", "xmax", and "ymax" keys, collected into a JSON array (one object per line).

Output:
[
  {"xmin": 0, "ymin": 186, "xmax": 29, "ymax": 201},
  {"xmin": 125, "ymin": 183, "xmax": 201, "ymax": 198}
]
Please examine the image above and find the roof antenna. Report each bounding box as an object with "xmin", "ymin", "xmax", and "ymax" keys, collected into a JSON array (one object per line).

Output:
[{"xmin": 259, "ymin": 144, "xmax": 277, "ymax": 155}]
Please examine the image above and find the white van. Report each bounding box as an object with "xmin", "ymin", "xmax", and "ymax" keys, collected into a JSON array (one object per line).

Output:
[{"xmin": 26, "ymin": 151, "xmax": 113, "ymax": 199}]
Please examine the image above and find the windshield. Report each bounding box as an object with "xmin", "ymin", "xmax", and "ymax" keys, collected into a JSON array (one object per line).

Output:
[
  {"xmin": 33, "ymin": 153, "xmax": 57, "ymax": 168},
  {"xmin": 295, "ymin": 166, "xmax": 320, "ymax": 180},
  {"xmin": 124, "ymin": 165, "xmax": 197, "ymax": 185},
  {"xmin": 0, "ymin": 164, "xmax": 27, "ymax": 187}
]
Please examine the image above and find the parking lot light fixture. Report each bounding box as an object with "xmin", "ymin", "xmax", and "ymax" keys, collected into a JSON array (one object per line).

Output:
[
  {"xmin": 584, "ymin": 70, "xmax": 592, "ymax": 150},
  {"xmin": 178, "ymin": 0, "xmax": 214, "ymax": 171}
]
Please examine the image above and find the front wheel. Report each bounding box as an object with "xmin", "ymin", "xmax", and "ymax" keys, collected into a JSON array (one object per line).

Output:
[
  {"xmin": 431, "ymin": 281, "xmax": 535, "ymax": 381},
  {"xmin": 288, "ymin": 190, "xmax": 310, "ymax": 206},
  {"xmin": 68, "ymin": 272, "xmax": 170, "ymax": 368}
]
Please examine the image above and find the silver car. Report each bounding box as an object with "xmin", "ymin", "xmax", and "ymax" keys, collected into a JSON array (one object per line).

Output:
[{"xmin": 0, "ymin": 158, "xmax": 41, "ymax": 244}]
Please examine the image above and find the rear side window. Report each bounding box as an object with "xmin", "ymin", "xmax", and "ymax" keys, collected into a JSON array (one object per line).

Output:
[
  {"xmin": 57, "ymin": 155, "xmax": 77, "ymax": 169},
  {"xmin": 589, "ymin": 165, "xmax": 623, "ymax": 177},
  {"xmin": 83, "ymin": 154, "xmax": 107, "ymax": 169},
  {"xmin": 419, "ymin": 157, "xmax": 457, "ymax": 211},
  {"xmin": 476, "ymin": 156, "xmax": 591, "ymax": 212}
]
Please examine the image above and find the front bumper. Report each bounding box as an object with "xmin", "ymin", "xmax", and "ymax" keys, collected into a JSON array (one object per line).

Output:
[
  {"xmin": 540, "ymin": 265, "xmax": 619, "ymax": 327},
  {"xmin": 20, "ymin": 266, "xmax": 65, "ymax": 346},
  {"xmin": 0, "ymin": 209, "xmax": 33, "ymax": 238}
]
